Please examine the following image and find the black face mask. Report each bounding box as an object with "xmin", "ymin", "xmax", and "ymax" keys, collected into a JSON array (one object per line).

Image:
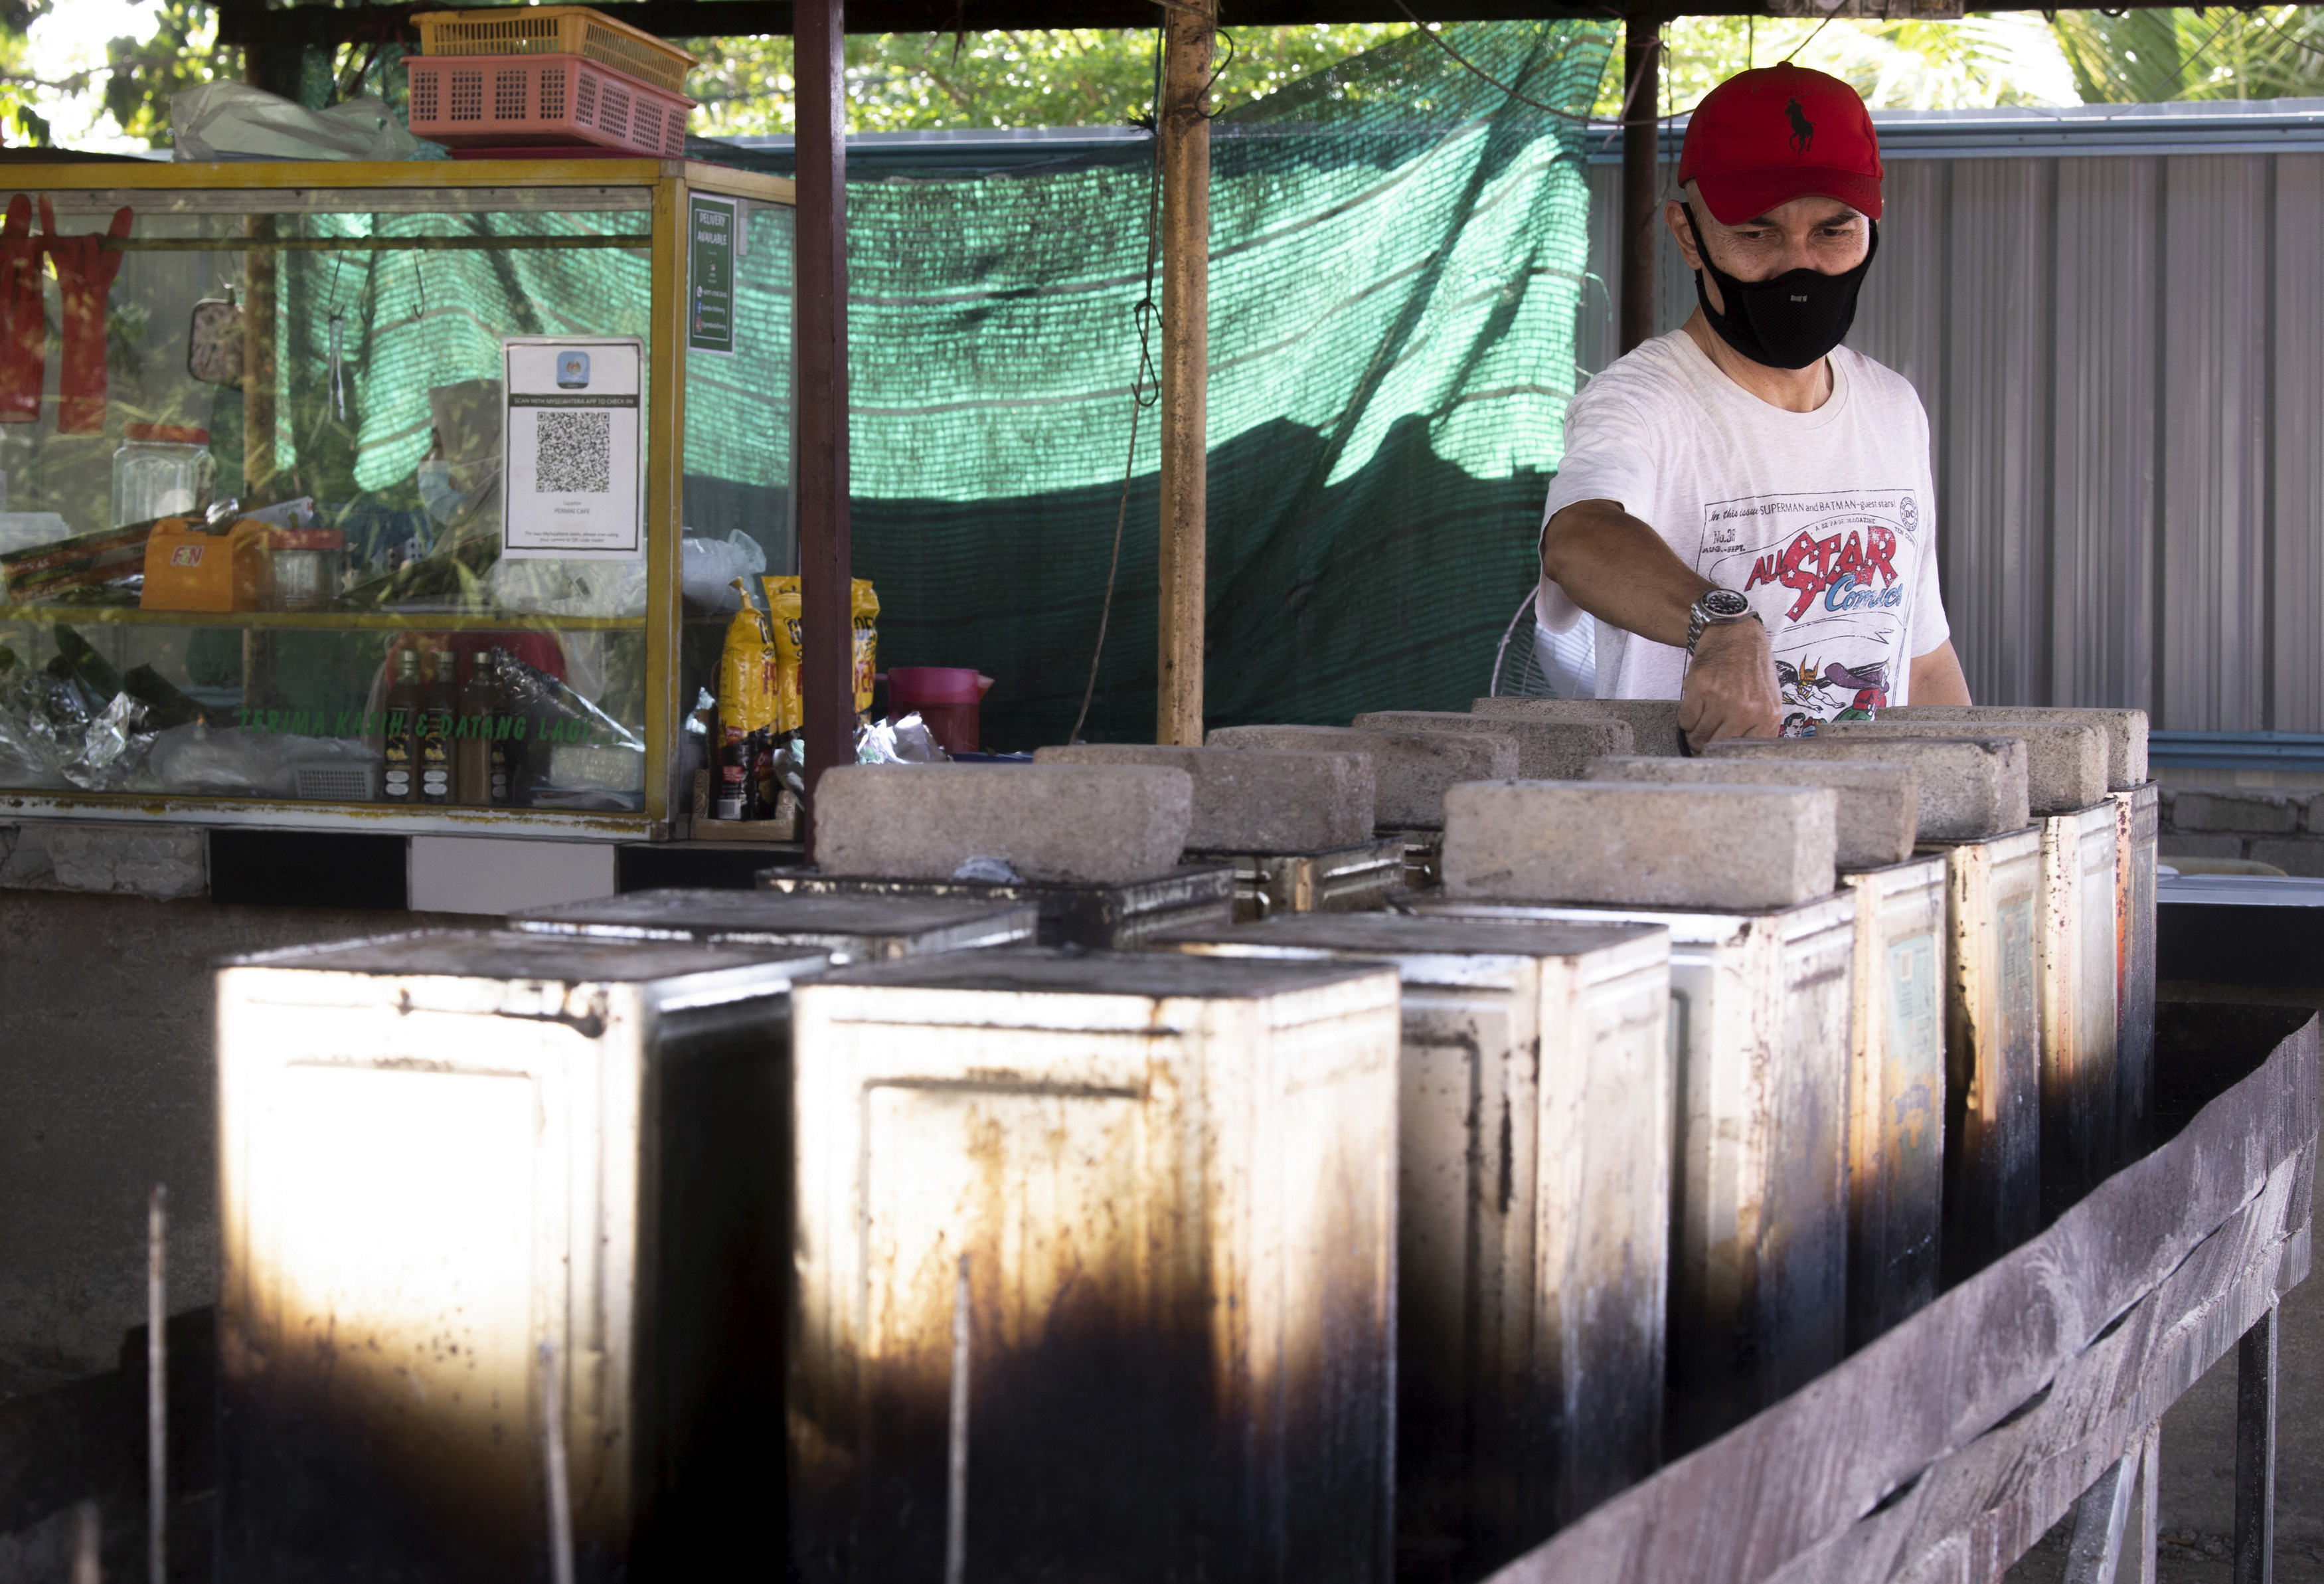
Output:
[{"xmin": 1684, "ymin": 205, "xmax": 1879, "ymax": 371}]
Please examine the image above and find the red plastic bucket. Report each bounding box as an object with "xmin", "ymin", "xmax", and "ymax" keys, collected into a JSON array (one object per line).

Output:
[{"xmin": 885, "ymin": 667, "xmax": 993, "ymax": 754}]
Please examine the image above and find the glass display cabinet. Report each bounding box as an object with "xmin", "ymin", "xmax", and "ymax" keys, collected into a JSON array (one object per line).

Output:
[{"xmin": 0, "ymin": 157, "xmax": 795, "ymax": 839}]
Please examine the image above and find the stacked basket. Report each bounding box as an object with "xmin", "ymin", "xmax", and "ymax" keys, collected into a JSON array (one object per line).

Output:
[{"xmin": 406, "ymin": 7, "xmax": 697, "ymax": 157}]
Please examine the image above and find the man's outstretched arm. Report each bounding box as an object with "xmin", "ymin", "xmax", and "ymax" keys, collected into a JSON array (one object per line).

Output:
[
  {"xmin": 1541, "ymin": 498, "xmax": 1782, "ymax": 750},
  {"xmin": 1908, "ymin": 640, "xmax": 1971, "ymax": 705}
]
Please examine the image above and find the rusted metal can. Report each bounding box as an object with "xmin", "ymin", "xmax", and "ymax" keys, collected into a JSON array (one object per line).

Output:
[
  {"xmin": 1185, "ymin": 836, "xmax": 1406, "ymax": 921},
  {"xmin": 788, "ymin": 949, "xmax": 1402, "ymax": 1584},
  {"xmin": 214, "ymin": 930, "xmax": 827, "ymax": 1584},
  {"xmin": 2114, "ymin": 783, "xmax": 2159, "ymax": 1162},
  {"xmin": 1837, "ymin": 855, "xmax": 1948, "ymax": 1348},
  {"xmin": 756, "ymin": 862, "xmax": 1234, "ymax": 948},
  {"xmin": 1926, "ymin": 828, "xmax": 2044, "ymax": 1282},
  {"xmin": 1155, "ymin": 913, "xmax": 1671, "ymax": 1569},
  {"xmin": 509, "ymin": 886, "xmax": 1038, "ymax": 962},
  {"xmin": 2038, "ymin": 801, "xmax": 2123, "ymax": 1215},
  {"xmin": 1400, "ymin": 890, "xmax": 1856, "ymax": 1454}
]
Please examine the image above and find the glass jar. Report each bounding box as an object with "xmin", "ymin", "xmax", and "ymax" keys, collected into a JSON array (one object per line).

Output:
[
  {"xmin": 259, "ymin": 526, "xmax": 347, "ymax": 611},
  {"xmin": 112, "ymin": 423, "xmax": 215, "ymax": 527}
]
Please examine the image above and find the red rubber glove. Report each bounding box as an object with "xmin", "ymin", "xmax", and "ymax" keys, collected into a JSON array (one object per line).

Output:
[
  {"xmin": 39, "ymin": 198, "xmax": 132, "ymax": 435},
  {"xmin": 0, "ymin": 195, "xmax": 41, "ymax": 424}
]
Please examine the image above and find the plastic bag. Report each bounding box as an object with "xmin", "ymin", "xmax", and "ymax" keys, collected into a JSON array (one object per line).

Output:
[
  {"xmin": 682, "ymin": 531, "xmax": 766, "ymax": 614},
  {"xmin": 171, "ymin": 84, "xmax": 423, "ymax": 163},
  {"xmin": 857, "ymin": 712, "xmax": 947, "ymax": 765}
]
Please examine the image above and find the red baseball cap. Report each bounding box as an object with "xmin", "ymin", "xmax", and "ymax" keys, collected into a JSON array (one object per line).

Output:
[{"xmin": 1677, "ymin": 62, "xmax": 1883, "ymax": 224}]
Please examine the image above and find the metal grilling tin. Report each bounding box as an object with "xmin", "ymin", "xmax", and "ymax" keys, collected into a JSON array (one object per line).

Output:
[
  {"xmin": 1400, "ymin": 891, "xmax": 1856, "ymax": 1453},
  {"xmin": 1185, "ymin": 836, "xmax": 1407, "ymax": 921},
  {"xmin": 509, "ymin": 887, "xmax": 1038, "ymax": 962},
  {"xmin": 2114, "ymin": 783, "xmax": 2159, "ymax": 1162},
  {"xmin": 1927, "ymin": 828, "xmax": 2044, "ymax": 1281},
  {"xmin": 1155, "ymin": 914, "xmax": 1672, "ymax": 1567},
  {"xmin": 756, "ymin": 862, "xmax": 1234, "ymax": 948},
  {"xmin": 1837, "ymin": 856, "xmax": 1948, "ymax": 1348},
  {"xmin": 2038, "ymin": 802, "xmax": 2123, "ymax": 1215},
  {"xmin": 214, "ymin": 930, "xmax": 828, "ymax": 1584},
  {"xmin": 788, "ymin": 949, "xmax": 1402, "ymax": 1584}
]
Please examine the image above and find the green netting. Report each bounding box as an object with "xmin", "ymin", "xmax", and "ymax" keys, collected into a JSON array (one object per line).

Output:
[{"xmin": 845, "ymin": 19, "xmax": 1612, "ymax": 748}]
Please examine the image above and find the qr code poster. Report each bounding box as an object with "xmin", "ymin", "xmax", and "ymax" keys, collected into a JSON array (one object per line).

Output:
[{"xmin": 501, "ymin": 337, "xmax": 645, "ymax": 560}]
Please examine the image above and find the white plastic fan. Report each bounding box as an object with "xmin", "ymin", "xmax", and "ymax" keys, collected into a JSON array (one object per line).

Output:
[{"xmin": 1488, "ymin": 586, "xmax": 1596, "ymax": 700}]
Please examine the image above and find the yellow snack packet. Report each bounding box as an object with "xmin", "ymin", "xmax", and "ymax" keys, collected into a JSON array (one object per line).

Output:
[
  {"xmin": 762, "ymin": 574, "xmax": 803, "ymax": 734},
  {"xmin": 716, "ymin": 578, "xmax": 778, "ymax": 735},
  {"xmin": 851, "ymin": 578, "xmax": 879, "ymax": 715}
]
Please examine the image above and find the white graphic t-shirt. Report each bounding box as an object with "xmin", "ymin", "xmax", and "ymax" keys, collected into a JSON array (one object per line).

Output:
[{"xmin": 1538, "ymin": 330, "xmax": 1950, "ymax": 731}]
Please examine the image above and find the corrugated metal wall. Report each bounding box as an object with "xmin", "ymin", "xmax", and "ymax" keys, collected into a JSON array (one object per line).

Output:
[{"xmin": 1579, "ymin": 118, "xmax": 2324, "ymax": 730}]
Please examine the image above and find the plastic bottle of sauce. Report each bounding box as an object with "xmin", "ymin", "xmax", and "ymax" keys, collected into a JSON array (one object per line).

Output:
[{"xmin": 383, "ymin": 648, "xmax": 422, "ymax": 802}]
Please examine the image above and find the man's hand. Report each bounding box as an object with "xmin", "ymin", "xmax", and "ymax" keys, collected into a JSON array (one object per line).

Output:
[{"xmin": 1677, "ymin": 618, "xmax": 1781, "ymax": 752}]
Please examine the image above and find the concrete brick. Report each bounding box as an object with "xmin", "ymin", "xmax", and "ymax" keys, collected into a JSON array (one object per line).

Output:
[
  {"xmin": 0, "ymin": 822, "xmax": 207, "ymax": 900},
  {"xmin": 1204, "ymin": 723, "xmax": 1513, "ymax": 830},
  {"xmin": 1033, "ymin": 743, "xmax": 1374, "ymax": 852},
  {"xmin": 2248, "ymin": 837, "xmax": 2324, "ymax": 878},
  {"xmin": 1470, "ymin": 697, "xmax": 1686, "ymax": 758},
  {"xmin": 1442, "ymin": 780, "xmax": 1838, "ymax": 910},
  {"xmin": 1827, "ymin": 720, "xmax": 2107, "ymax": 815},
  {"xmin": 1354, "ymin": 709, "xmax": 1632, "ymax": 780},
  {"xmin": 1585, "ymin": 754, "xmax": 1917, "ymax": 871},
  {"xmin": 2158, "ymin": 834, "xmax": 2246, "ymax": 861},
  {"xmin": 2169, "ymin": 790, "xmax": 2302, "ymax": 835},
  {"xmin": 1704, "ymin": 735, "xmax": 2031, "ymax": 841},
  {"xmin": 1878, "ymin": 705, "xmax": 2148, "ymax": 791},
  {"xmin": 813, "ymin": 763, "xmax": 1193, "ymax": 884}
]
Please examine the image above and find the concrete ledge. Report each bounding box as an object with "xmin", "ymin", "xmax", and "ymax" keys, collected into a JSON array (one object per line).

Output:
[
  {"xmin": 1585, "ymin": 754, "xmax": 1916, "ymax": 871},
  {"xmin": 1827, "ymin": 720, "xmax": 2106, "ymax": 815},
  {"xmin": 1470, "ymin": 697, "xmax": 1685, "ymax": 758},
  {"xmin": 1355, "ymin": 710, "xmax": 1632, "ymax": 780},
  {"xmin": 1204, "ymin": 724, "xmax": 1513, "ymax": 830},
  {"xmin": 0, "ymin": 824, "xmax": 207, "ymax": 901},
  {"xmin": 813, "ymin": 763, "xmax": 1193, "ymax": 885},
  {"xmin": 1704, "ymin": 735, "xmax": 2031, "ymax": 841}
]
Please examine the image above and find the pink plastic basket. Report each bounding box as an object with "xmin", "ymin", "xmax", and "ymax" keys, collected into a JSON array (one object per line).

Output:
[{"xmin": 406, "ymin": 54, "xmax": 693, "ymax": 156}]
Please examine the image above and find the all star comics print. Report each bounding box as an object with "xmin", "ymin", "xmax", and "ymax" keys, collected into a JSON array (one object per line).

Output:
[{"xmin": 1697, "ymin": 487, "xmax": 1925, "ymax": 732}]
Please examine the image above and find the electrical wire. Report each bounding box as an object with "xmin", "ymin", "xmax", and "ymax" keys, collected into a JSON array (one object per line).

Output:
[{"xmin": 1068, "ymin": 27, "xmax": 1168, "ymax": 746}]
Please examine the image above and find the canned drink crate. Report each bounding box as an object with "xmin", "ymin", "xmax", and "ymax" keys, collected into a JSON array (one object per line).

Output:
[
  {"xmin": 406, "ymin": 53, "xmax": 693, "ymax": 155},
  {"xmin": 1157, "ymin": 913, "xmax": 1672, "ymax": 1567},
  {"xmin": 788, "ymin": 949, "xmax": 1401, "ymax": 1584},
  {"xmin": 413, "ymin": 6, "xmax": 697, "ymax": 95},
  {"xmin": 214, "ymin": 930, "xmax": 827, "ymax": 1584}
]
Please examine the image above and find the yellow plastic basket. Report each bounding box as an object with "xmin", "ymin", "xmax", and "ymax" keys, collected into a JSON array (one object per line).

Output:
[{"xmin": 412, "ymin": 7, "xmax": 695, "ymax": 97}]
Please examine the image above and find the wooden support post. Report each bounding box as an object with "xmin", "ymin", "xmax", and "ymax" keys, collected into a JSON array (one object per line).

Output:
[
  {"xmin": 795, "ymin": 0, "xmax": 852, "ymax": 843},
  {"xmin": 1618, "ymin": 10, "xmax": 1663, "ymax": 356},
  {"xmin": 2235, "ymin": 1305, "xmax": 2278, "ymax": 1584},
  {"xmin": 1155, "ymin": 0, "xmax": 1212, "ymax": 746}
]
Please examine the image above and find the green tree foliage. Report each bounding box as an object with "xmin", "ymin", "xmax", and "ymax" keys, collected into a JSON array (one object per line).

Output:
[
  {"xmin": 2051, "ymin": 5, "xmax": 2324, "ymax": 102},
  {"xmin": 689, "ymin": 25, "xmax": 1407, "ymax": 137}
]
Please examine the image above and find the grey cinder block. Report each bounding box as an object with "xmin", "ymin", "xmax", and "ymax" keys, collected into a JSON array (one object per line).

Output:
[
  {"xmin": 1442, "ymin": 780, "xmax": 1839, "ymax": 911},
  {"xmin": 1878, "ymin": 705, "xmax": 2148, "ymax": 791},
  {"xmin": 2157, "ymin": 834, "xmax": 2246, "ymax": 861},
  {"xmin": 1585, "ymin": 754, "xmax": 1916, "ymax": 871},
  {"xmin": 1470, "ymin": 697, "xmax": 1686, "ymax": 758},
  {"xmin": 2168, "ymin": 790, "xmax": 2301, "ymax": 834},
  {"xmin": 2247, "ymin": 837, "xmax": 2324, "ymax": 877},
  {"xmin": 1033, "ymin": 743, "xmax": 1374, "ymax": 853},
  {"xmin": 1826, "ymin": 720, "xmax": 2106, "ymax": 816},
  {"xmin": 1205, "ymin": 723, "xmax": 1515, "ymax": 830},
  {"xmin": 1704, "ymin": 735, "xmax": 2031, "ymax": 841},
  {"xmin": 813, "ymin": 763, "xmax": 1193, "ymax": 884},
  {"xmin": 1355, "ymin": 710, "xmax": 1632, "ymax": 780}
]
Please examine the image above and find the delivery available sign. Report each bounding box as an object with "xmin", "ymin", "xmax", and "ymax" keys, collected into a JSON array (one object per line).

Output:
[{"xmin": 688, "ymin": 194, "xmax": 736, "ymax": 355}]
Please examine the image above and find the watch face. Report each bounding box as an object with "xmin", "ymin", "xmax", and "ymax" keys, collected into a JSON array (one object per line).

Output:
[{"xmin": 1702, "ymin": 588, "xmax": 1751, "ymax": 618}]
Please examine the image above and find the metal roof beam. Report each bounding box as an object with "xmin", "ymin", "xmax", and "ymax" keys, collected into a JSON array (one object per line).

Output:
[{"xmin": 212, "ymin": 0, "xmax": 2193, "ymax": 48}]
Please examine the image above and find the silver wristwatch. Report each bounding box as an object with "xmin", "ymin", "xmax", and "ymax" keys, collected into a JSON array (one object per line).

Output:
[{"xmin": 1685, "ymin": 588, "xmax": 1759, "ymax": 656}]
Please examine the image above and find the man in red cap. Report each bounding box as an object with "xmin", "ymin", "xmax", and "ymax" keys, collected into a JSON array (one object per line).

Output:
[{"xmin": 1536, "ymin": 62, "xmax": 1971, "ymax": 749}]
